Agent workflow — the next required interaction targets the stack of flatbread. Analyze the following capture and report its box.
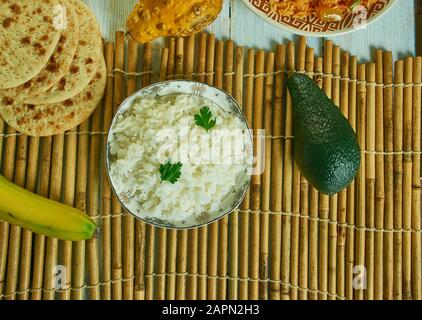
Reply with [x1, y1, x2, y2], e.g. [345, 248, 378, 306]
[0, 0, 106, 137]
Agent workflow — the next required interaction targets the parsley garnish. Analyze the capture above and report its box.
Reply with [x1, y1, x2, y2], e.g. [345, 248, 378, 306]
[194, 106, 217, 131]
[159, 161, 182, 184]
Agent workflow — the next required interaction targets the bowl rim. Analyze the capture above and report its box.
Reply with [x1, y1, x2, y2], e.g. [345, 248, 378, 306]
[240, 0, 397, 37]
[105, 79, 253, 230]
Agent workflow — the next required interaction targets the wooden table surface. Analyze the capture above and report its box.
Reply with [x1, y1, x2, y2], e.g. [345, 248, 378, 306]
[83, 0, 416, 61]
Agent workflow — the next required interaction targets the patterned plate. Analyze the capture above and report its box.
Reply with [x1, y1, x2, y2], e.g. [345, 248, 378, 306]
[241, 0, 396, 37]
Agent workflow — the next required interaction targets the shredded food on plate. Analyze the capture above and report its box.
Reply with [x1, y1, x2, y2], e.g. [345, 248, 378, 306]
[267, 0, 380, 21]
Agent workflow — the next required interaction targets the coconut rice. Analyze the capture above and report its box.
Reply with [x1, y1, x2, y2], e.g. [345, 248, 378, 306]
[108, 93, 252, 225]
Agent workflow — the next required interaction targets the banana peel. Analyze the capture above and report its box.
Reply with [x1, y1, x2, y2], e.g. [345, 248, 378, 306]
[0, 175, 96, 241]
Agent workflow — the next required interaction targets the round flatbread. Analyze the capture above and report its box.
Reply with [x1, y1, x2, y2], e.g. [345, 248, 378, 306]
[0, 0, 62, 89]
[26, 0, 102, 104]
[0, 57, 106, 137]
[0, 0, 80, 99]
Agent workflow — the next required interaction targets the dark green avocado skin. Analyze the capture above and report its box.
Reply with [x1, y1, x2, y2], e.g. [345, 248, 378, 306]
[287, 73, 361, 195]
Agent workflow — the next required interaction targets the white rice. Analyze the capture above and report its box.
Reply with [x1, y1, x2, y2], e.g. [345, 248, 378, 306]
[108, 93, 251, 224]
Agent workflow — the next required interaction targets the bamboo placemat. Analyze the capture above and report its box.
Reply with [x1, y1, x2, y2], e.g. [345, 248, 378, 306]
[0, 32, 421, 300]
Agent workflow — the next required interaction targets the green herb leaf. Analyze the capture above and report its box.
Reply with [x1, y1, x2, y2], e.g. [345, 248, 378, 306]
[159, 161, 183, 184]
[194, 106, 217, 131]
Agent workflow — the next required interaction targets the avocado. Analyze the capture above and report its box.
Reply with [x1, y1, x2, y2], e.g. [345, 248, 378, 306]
[287, 73, 361, 195]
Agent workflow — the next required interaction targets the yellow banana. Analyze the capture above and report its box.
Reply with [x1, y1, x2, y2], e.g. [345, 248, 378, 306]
[0, 174, 96, 241]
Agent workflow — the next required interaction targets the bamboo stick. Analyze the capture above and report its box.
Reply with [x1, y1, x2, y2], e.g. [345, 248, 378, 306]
[318, 40, 332, 301]
[184, 35, 195, 80]
[58, 127, 76, 301]
[122, 39, 138, 301]
[331, 47, 341, 244]
[411, 56, 422, 300]
[166, 38, 178, 300]
[290, 37, 305, 301]
[42, 134, 64, 300]
[365, 63, 376, 300]
[175, 37, 184, 79]
[101, 42, 115, 300]
[197, 34, 215, 300]
[228, 44, 244, 301]
[298, 47, 313, 300]
[281, 42, 294, 300]
[31, 136, 52, 300]
[216, 212, 228, 299]
[185, 35, 203, 301]
[374, 50, 385, 300]
[17, 137, 40, 300]
[166, 224, 177, 299]
[86, 55, 106, 301]
[214, 40, 224, 89]
[290, 156, 301, 300]
[169, 37, 187, 300]
[354, 64, 367, 300]
[47, 137, 65, 300]
[197, 222, 207, 299]
[167, 38, 176, 80]
[309, 56, 323, 300]
[269, 44, 285, 301]
[155, 47, 169, 301]
[196, 33, 207, 84]
[4, 133, 27, 300]
[205, 34, 216, 86]
[155, 223, 167, 301]
[207, 39, 224, 300]
[144, 41, 157, 302]
[135, 42, 153, 300]
[259, 51, 274, 300]
[393, 60, 403, 300]
[227, 219, 239, 301]
[249, 49, 265, 300]
[175, 37, 188, 301]
[160, 48, 170, 82]
[217, 39, 234, 300]
[354, 63, 367, 300]
[383, 51, 394, 300]
[337, 51, 350, 299]
[175, 225, 187, 301]
[121, 39, 137, 300]
[13, 136, 26, 180]
[328, 45, 340, 300]
[206, 39, 224, 300]
[111, 31, 125, 300]
[186, 214, 198, 296]
[239, 48, 254, 300]
[345, 56, 358, 300]
[402, 57, 413, 300]
[166, 220, 178, 300]
[0, 126, 16, 299]
[183, 34, 196, 299]
[72, 120, 89, 300]
[331, 46, 341, 106]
